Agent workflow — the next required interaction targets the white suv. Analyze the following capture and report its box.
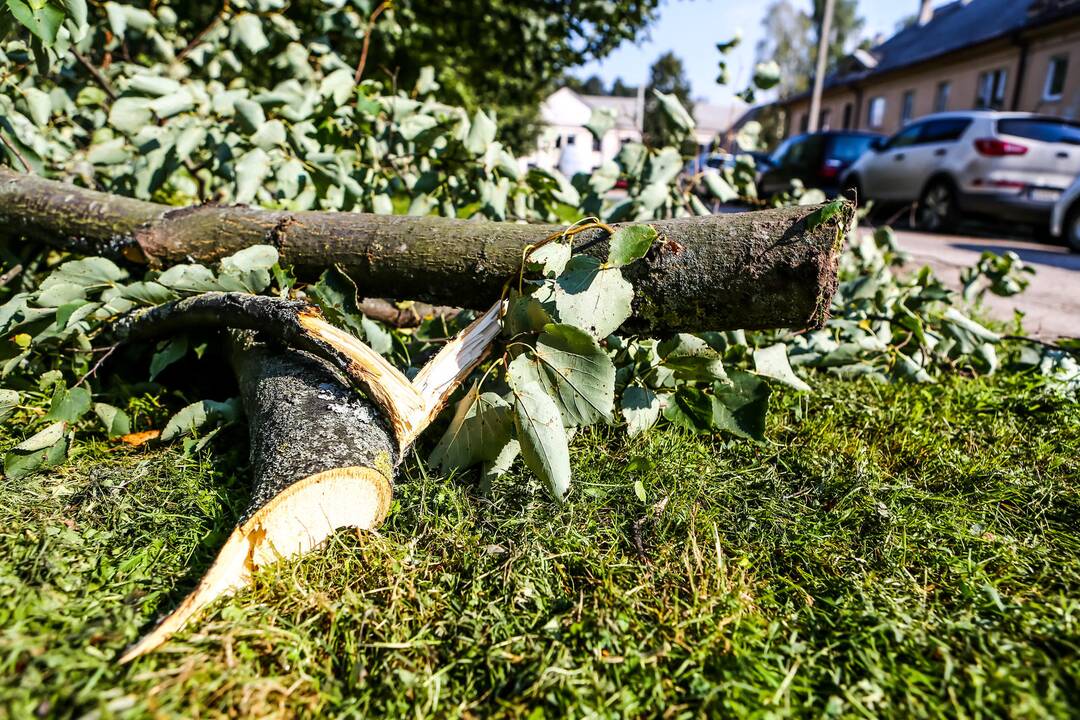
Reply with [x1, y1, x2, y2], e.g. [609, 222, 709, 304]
[842, 112, 1080, 232]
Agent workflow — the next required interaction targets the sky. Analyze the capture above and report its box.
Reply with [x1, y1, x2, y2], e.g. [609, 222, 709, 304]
[575, 0, 918, 106]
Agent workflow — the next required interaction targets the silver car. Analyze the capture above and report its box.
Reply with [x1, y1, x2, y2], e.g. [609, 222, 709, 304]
[1050, 174, 1080, 252]
[843, 112, 1080, 232]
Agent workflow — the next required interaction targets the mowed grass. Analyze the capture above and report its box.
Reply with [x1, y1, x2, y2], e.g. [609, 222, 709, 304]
[0, 373, 1078, 718]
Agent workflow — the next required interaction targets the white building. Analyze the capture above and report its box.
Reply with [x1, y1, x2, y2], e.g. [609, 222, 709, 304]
[521, 87, 747, 175]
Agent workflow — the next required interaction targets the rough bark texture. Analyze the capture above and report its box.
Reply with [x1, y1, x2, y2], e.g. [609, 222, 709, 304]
[0, 166, 848, 332]
[119, 335, 397, 662]
[228, 334, 397, 523]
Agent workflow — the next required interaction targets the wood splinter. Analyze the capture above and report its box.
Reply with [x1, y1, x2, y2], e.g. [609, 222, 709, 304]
[115, 294, 502, 661]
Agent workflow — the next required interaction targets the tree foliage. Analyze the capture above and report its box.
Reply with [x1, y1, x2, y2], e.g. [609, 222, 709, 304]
[0, 1, 1076, 502]
[755, 0, 864, 97]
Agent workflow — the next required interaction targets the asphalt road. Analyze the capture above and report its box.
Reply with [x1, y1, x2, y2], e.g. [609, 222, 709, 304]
[878, 228, 1079, 339]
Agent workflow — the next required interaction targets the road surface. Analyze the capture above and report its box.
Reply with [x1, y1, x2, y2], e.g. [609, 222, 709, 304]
[867, 228, 1079, 340]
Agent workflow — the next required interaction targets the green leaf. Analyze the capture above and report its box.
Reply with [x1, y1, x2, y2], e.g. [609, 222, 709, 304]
[533, 323, 616, 426]
[652, 90, 695, 132]
[160, 398, 240, 442]
[234, 148, 270, 204]
[753, 60, 781, 90]
[35, 282, 86, 308]
[503, 291, 552, 338]
[233, 13, 269, 53]
[711, 370, 771, 441]
[662, 386, 714, 432]
[4, 421, 67, 480]
[7, 0, 63, 43]
[44, 385, 91, 423]
[753, 343, 811, 392]
[428, 387, 514, 473]
[233, 97, 265, 134]
[23, 87, 50, 126]
[45, 257, 127, 287]
[585, 107, 616, 141]
[620, 386, 660, 438]
[465, 109, 496, 155]
[0, 388, 19, 423]
[525, 242, 571, 277]
[545, 255, 633, 339]
[156, 264, 222, 293]
[93, 402, 130, 437]
[122, 281, 177, 305]
[703, 171, 738, 202]
[149, 336, 188, 380]
[108, 97, 153, 134]
[606, 224, 657, 267]
[659, 334, 726, 382]
[508, 358, 571, 501]
[806, 199, 845, 231]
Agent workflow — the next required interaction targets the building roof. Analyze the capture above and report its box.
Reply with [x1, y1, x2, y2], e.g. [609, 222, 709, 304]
[787, 0, 1077, 100]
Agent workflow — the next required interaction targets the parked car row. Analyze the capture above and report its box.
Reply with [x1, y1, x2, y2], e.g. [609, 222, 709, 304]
[756, 111, 1080, 251]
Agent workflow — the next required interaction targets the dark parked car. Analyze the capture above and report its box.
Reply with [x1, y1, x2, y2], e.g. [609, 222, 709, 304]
[757, 131, 883, 199]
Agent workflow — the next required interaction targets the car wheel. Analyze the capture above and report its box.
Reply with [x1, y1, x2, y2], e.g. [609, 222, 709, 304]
[1066, 204, 1080, 253]
[916, 180, 957, 232]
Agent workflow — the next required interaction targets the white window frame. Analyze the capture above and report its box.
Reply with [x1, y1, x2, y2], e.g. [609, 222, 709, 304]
[868, 96, 886, 129]
[900, 90, 916, 125]
[1043, 55, 1068, 101]
[976, 68, 1007, 110]
[934, 81, 951, 113]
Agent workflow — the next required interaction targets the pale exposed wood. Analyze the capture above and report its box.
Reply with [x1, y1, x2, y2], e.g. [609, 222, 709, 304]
[119, 465, 392, 662]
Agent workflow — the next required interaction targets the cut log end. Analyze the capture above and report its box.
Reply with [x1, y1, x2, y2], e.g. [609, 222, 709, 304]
[118, 464, 392, 663]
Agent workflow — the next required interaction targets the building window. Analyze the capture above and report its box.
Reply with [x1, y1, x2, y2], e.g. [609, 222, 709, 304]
[592, 135, 602, 152]
[868, 97, 886, 129]
[900, 90, 916, 125]
[842, 103, 853, 130]
[819, 108, 832, 131]
[934, 81, 951, 113]
[1044, 55, 1069, 100]
[975, 68, 1007, 110]
[799, 113, 809, 132]
[566, 134, 576, 146]
[555, 135, 562, 149]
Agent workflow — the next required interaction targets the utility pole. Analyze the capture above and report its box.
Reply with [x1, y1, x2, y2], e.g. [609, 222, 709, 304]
[807, 0, 835, 132]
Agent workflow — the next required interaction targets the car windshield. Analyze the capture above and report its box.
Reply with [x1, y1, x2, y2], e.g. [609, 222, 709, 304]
[998, 118, 1080, 145]
[826, 135, 876, 163]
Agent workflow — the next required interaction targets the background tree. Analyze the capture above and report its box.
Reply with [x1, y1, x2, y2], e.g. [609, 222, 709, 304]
[755, 0, 864, 97]
[344, 0, 663, 150]
[644, 51, 694, 146]
[564, 75, 608, 95]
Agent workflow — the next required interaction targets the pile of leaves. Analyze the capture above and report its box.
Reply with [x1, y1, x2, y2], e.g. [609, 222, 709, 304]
[1, 1, 1076, 501]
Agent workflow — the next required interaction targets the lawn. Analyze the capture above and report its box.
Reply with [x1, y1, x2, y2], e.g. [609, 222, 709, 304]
[1, 372, 1078, 718]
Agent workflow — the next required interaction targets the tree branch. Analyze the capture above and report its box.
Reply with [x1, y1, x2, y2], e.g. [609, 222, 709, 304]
[0, 167, 848, 334]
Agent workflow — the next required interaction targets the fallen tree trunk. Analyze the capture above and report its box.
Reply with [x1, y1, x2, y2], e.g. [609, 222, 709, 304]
[119, 333, 398, 662]
[0, 166, 848, 332]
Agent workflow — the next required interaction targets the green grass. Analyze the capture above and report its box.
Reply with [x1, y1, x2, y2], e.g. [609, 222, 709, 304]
[1, 373, 1078, 718]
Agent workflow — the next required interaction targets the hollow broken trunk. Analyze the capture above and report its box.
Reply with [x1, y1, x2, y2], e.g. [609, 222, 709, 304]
[120, 334, 397, 662]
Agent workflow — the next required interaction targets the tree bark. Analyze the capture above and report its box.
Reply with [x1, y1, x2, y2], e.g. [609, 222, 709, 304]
[0, 166, 848, 332]
[120, 334, 397, 662]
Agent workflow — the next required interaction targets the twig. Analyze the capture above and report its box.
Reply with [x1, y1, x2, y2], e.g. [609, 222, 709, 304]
[0, 263, 23, 288]
[73, 345, 117, 388]
[1002, 334, 1079, 355]
[353, 1, 392, 84]
[0, 132, 31, 172]
[176, 1, 230, 64]
[71, 49, 118, 101]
